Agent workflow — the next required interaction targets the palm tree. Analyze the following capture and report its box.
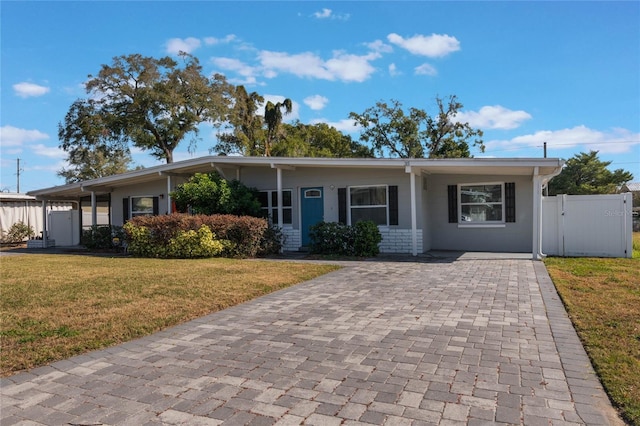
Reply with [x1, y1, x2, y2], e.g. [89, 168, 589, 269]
[264, 99, 292, 156]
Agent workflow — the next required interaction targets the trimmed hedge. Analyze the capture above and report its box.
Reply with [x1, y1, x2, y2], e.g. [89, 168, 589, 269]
[123, 213, 275, 258]
[309, 220, 382, 257]
[81, 225, 125, 250]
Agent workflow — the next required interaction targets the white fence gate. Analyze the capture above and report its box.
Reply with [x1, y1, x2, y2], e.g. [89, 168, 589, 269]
[542, 194, 633, 258]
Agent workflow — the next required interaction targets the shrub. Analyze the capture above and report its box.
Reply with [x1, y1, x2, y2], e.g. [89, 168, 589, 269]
[123, 213, 270, 258]
[258, 224, 285, 256]
[1, 222, 35, 243]
[171, 172, 262, 217]
[352, 220, 383, 257]
[309, 220, 382, 257]
[81, 225, 125, 250]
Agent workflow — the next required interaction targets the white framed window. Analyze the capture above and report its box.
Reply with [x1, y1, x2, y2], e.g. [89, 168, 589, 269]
[349, 185, 388, 226]
[459, 183, 504, 223]
[130, 196, 155, 217]
[258, 189, 292, 225]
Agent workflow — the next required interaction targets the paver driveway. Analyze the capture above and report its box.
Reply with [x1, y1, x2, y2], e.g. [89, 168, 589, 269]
[1, 256, 621, 425]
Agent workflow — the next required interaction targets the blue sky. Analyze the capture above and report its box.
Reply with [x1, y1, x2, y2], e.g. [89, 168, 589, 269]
[1, 1, 639, 193]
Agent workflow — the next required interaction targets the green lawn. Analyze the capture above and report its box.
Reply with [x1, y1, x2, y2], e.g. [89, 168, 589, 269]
[0, 255, 339, 376]
[545, 232, 640, 425]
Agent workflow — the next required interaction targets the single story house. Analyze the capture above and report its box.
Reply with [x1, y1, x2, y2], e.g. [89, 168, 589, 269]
[27, 156, 564, 259]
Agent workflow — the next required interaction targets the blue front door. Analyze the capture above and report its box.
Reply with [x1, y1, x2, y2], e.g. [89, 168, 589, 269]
[301, 187, 323, 246]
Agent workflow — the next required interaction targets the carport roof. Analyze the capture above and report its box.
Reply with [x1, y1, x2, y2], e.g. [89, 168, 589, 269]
[27, 156, 564, 200]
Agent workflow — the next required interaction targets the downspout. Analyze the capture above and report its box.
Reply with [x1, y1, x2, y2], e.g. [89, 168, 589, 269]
[534, 162, 564, 260]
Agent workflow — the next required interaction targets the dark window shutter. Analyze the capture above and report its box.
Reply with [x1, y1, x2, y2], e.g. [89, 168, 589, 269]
[447, 185, 458, 223]
[389, 185, 398, 226]
[152, 197, 159, 215]
[123, 198, 130, 222]
[505, 182, 516, 222]
[338, 188, 347, 224]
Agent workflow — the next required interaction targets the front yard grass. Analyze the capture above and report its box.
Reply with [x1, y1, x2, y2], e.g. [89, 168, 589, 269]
[0, 254, 339, 377]
[544, 232, 640, 425]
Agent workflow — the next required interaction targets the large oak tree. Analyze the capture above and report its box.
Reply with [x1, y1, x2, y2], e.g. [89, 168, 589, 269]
[60, 53, 231, 169]
[349, 95, 484, 158]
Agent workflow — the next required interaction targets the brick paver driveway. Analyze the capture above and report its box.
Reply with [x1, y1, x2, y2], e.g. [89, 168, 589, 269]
[1, 256, 622, 425]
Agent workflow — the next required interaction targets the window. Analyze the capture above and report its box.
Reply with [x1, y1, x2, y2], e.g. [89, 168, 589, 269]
[131, 196, 155, 218]
[459, 183, 503, 222]
[258, 189, 292, 225]
[349, 185, 388, 226]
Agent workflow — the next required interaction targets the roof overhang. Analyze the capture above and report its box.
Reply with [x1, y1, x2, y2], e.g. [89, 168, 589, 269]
[27, 156, 564, 200]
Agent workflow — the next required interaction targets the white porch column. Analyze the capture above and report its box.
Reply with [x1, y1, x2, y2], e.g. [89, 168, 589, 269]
[166, 175, 172, 214]
[91, 191, 97, 226]
[405, 164, 418, 256]
[41, 199, 48, 248]
[276, 167, 283, 229]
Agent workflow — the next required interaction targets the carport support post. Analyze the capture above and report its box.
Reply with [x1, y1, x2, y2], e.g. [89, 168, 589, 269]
[276, 167, 283, 229]
[166, 175, 172, 214]
[91, 191, 97, 227]
[408, 168, 418, 256]
[41, 199, 48, 248]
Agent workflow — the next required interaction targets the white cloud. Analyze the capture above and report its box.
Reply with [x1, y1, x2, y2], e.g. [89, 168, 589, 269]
[455, 105, 532, 130]
[30, 144, 66, 159]
[389, 63, 400, 77]
[366, 40, 393, 54]
[0, 125, 49, 147]
[487, 126, 640, 155]
[259, 50, 379, 83]
[415, 63, 437, 76]
[204, 34, 236, 45]
[304, 95, 329, 111]
[166, 37, 201, 54]
[387, 33, 460, 58]
[310, 118, 360, 134]
[314, 8, 332, 18]
[13, 82, 50, 98]
[313, 8, 350, 20]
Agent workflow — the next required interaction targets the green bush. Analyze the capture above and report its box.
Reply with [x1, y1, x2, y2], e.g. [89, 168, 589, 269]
[353, 220, 383, 257]
[258, 224, 285, 256]
[81, 225, 125, 249]
[171, 172, 263, 217]
[123, 213, 272, 258]
[1, 221, 35, 243]
[309, 220, 381, 257]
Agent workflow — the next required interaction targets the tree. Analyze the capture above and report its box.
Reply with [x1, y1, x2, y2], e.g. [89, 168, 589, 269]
[548, 150, 633, 195]
[62, 53, 231, 164]
[349, 95, 484, 158]
[264, 98, 292, 156]
[58, 99, 133, 183]
[170, 172, 262, 216]
[214, 86, 265, 156]
[273, 121, 374, 158]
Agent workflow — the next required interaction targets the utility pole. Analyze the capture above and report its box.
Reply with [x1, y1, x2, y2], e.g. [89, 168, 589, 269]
[543, 142, 547, 158]
[16, 158, 21, 193]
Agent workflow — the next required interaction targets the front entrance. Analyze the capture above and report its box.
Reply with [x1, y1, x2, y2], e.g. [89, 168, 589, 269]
[300, 187, 324, 247]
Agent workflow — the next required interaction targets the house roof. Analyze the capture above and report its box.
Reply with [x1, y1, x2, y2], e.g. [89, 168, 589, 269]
[27, 156, 564, 200]
[621, 182, 640, 192]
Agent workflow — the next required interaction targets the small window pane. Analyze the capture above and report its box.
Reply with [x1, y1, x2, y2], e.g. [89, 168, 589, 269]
[460, 185, 502, 203]
[351, 207, 387, 225]
[304, 189, 321, 198]
[350, 187, 386, 206]
[283, 190, 292, 207]
[461, 205, 502, 222]
[257, 192, 268, 207]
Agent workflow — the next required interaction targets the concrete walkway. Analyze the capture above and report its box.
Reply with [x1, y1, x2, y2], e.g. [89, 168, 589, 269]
[1, 256, 622, 425]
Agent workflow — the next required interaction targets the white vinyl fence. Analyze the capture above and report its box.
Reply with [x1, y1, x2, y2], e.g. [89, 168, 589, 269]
[542, 194, 633, 258]
[0, 195, 73, 240]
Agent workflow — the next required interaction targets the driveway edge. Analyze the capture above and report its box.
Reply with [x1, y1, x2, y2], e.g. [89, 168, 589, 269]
[533, 261, 625, 426]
